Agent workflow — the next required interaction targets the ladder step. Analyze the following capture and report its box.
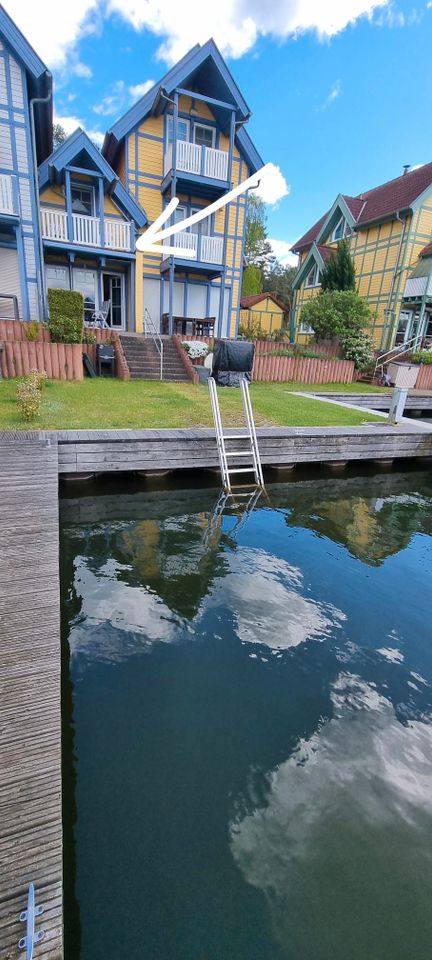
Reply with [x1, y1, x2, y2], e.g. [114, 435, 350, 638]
[228, 467, 256, 474]
[225, 451, 253, 457]
[223, 434, 250, 440]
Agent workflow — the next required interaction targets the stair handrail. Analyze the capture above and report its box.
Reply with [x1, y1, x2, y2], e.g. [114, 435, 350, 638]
[374, 334, 423, 377]
[144, 307, 163, 380]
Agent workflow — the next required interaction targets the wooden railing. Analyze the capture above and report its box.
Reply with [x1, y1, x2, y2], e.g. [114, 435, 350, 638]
[40, 208, 132, 251]
[0, 174, 15, 215]
[172, 230, 223, 264]
[164, 139, 229, 181]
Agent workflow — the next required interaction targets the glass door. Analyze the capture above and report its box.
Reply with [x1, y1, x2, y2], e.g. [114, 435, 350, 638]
[103, 273, 125, 329]
[73, 269, 97, 325]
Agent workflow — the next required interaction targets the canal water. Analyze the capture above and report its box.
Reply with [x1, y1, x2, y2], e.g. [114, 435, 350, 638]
[60, 467, 432, 960]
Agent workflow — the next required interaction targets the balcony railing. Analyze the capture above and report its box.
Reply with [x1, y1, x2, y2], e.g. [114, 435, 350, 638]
[164, 139, 229, 182]
[173, 230, 223, 264]
[403, 276, 432, 299]
[0, 174, 16, 216]
[40, 208, 132, 251]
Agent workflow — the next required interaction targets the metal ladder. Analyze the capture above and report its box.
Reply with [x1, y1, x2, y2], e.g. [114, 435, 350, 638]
[208, 376, 264, 492]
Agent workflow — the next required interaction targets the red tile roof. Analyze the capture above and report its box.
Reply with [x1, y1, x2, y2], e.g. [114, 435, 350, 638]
[240, 292, 288, 311]
[316, 244, 335, 263]
[292, 163, 432, 252]
[419, 243, 432, 258]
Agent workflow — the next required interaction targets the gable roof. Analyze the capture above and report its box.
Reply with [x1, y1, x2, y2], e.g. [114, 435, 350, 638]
[39, 128, 147, 228]
[292, 163, 432, 252]
[0, 5, 52, 160]
[102, 38, 263, 173]
[240, 292, 288, 311]
[292, 242, 335, 290]
[419, 243, 432, 258]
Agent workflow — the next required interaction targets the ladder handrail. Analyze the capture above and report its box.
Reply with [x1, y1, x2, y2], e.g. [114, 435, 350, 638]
[144, 307, 163, 380]
[18, 883, 44, 959]
[374, 334, 423, 375]
[208, 376, 264, 492]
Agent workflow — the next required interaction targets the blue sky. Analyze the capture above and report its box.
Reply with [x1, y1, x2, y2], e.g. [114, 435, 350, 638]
[8, 0, 432, 263]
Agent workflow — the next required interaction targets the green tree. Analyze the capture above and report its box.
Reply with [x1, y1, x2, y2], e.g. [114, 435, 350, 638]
[263, 262, 296, 311]
[244, 194, 267, 266]
[320, 239, 356, 291]
[300, 289, 370, 340]
[242, 264, 262, 297]
[52, 123, 67, 149]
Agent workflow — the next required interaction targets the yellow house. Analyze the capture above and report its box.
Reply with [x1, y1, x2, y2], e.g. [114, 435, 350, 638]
[239, 293, 287, 336]
[102, 39, 263, 337]
[291, 163, 432, 351]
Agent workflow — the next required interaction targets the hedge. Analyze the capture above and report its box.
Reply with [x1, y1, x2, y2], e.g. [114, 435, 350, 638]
[47, 288, 84, 343]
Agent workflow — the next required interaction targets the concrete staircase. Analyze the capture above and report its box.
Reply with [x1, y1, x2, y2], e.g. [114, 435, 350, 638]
[120, 334, 191, 382]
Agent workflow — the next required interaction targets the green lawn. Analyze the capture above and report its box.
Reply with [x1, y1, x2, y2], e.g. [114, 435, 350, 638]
[0, 378, 384, 431]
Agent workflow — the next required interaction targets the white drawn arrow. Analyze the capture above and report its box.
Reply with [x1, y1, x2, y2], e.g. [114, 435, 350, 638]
[136, 163, 270, 257]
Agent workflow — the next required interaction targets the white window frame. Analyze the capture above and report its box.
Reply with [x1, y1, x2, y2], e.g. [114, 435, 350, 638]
[331, 215, 350, 242]
[305, 264, 320, 288]
[70, 184, 95, 217]
[190, 205, 211, 236]
[166, 115, 190, 144]
[193, 123, 215, 149]
[299, 319, 314, 334]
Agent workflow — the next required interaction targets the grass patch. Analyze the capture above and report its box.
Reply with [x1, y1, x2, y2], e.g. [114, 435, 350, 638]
[0, 378, 384, 431]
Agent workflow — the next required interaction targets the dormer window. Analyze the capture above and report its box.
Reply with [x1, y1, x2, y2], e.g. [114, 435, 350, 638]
[305, 264, 320, 288]
[332, 215, 350, 242]
[71, 185, 94, 217]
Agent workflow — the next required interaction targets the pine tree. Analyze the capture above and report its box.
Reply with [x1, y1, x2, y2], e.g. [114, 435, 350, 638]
[320, 239, 356, 291]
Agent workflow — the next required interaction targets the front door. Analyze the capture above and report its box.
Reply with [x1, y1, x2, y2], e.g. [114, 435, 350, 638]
[103, 273, 125, 329]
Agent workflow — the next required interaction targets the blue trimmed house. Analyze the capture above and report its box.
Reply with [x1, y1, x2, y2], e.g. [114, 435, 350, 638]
[39, 129, 147, 329]
[0, 9, 263, 338]
[0, 4, 51, 321]
[103, 39, 263, 336]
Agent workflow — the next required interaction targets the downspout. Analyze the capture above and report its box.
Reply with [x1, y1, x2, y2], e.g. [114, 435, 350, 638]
[30, 85, 52, 321]
[382, 210, 407, 350]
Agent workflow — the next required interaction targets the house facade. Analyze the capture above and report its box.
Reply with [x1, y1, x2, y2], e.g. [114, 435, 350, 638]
[291, 165, 432, 351]
[0, 9, 262, 337]
[102, 40, 262, 337]
[0, 5, 52, 322]
[239, 293, 287, 336]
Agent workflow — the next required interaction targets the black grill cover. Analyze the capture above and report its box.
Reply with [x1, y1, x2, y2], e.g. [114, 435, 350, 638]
[212, 339, 254, 387]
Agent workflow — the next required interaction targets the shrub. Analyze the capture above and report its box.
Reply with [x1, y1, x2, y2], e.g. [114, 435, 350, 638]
[16, 381, 42, 421]
[411, 350, 432, 365]
[300, 290, 371, 342]
[181, 340, 209, 360]
[23, 320, 41, 342]
[82, 331, 97, 345]
[47, 288, 84, 343]
[340, 330, 374, 371]
[27, 368, 48, 391]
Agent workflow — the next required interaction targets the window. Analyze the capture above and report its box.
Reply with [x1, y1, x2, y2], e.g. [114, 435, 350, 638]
[299, 319, 314, 334]
[332, 215, 350, 242]
[305, 264, 320, 288]
[71, 186, 94, 217]
[45, 265, 69, 290]
[167, 115, 189, 144]
[191, 205, 210, 236]
[193, 123, 215, 149]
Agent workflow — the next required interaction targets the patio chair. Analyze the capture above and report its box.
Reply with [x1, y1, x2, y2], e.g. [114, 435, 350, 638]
[89, 300, 111, 328]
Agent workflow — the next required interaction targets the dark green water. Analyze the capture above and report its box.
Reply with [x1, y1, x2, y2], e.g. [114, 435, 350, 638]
[60, 467, 432, 960]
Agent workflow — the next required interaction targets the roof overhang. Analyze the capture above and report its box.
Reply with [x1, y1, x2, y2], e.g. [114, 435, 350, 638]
[315, 194, 358, 246]
[293, 243, 327, 290]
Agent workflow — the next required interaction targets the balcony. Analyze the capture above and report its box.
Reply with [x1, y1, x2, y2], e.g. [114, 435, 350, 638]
[40, 208, 133, 252]
[403, 276, 432, 300]
[163, 140, 229, 194]
[172, 230, 223, 264]
[0, 174, 17, 217]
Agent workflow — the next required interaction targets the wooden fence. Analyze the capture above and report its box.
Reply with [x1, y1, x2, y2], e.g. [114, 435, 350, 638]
[0, 322, 129, 381]
[415, 365, 432, 390]
[178, 335, 354, 384]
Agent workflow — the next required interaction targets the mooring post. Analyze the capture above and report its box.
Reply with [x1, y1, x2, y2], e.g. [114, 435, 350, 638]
[388, 387, 408, 425]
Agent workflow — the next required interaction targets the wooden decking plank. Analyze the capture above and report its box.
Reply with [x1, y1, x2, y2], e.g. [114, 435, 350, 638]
[0, 437, 63, 959]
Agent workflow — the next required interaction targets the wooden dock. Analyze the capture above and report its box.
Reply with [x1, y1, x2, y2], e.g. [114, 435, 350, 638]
[57, 423, 432, 475]
[0, 435, 63, 959]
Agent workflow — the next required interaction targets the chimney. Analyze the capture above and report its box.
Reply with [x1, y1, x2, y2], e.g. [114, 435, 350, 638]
[403, 164, 411, 175]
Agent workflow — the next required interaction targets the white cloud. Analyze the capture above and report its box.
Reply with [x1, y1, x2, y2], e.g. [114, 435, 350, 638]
[70, 61, 93, 78]
[319, 78, 342, 110]
[54, 113, 104, 146]
[129, 80, 155, 100]
[268, 238, 298, 267]
[4, 0, 391, 70]
[251, 163, 290, 206]
[93, 80, 128, 116]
